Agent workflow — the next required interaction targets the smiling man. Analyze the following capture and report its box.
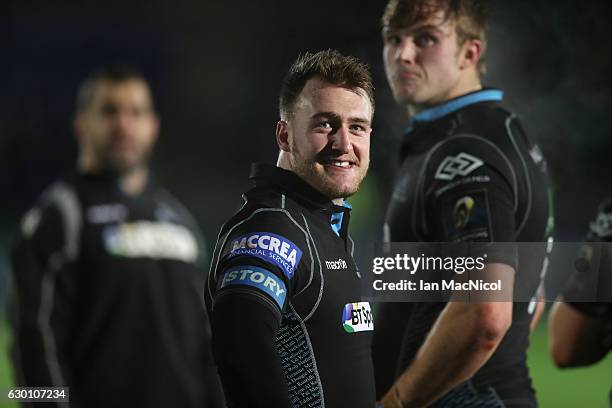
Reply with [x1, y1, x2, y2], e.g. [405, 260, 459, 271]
[376, 1, 554, 407]
[207, 50, 376, 407]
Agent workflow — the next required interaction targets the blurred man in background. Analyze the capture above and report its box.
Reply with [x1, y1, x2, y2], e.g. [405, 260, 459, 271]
[9, 66, 224, 407]
[207, 50, 376, 407]
[549, 200, 612, 407]
[376, 0, 554, 406]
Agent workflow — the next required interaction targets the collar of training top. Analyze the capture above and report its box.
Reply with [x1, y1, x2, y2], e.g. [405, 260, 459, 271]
[76, 168, 156, 198]
[406, 88, 504, 133]
[249, 163, 350, 213]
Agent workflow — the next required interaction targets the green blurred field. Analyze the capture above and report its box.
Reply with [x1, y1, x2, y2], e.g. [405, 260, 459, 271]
[0, 313, 610, 407]
[528, 311, 612, 407]
[0, 319, 16, 408]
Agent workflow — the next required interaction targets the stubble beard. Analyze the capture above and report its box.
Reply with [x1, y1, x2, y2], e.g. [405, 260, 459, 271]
[96, 142, 152, 176]
[290, 142, 365, 200]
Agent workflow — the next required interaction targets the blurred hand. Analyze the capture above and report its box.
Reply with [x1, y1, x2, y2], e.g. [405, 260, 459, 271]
[379, 385, 405, 408]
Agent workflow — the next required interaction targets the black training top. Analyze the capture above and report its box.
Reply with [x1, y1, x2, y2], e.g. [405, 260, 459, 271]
[10, 171, 224, 408]
[207, 163, 375, 408]
[383, 89, 554, 407]
[565, 199, 612, 317]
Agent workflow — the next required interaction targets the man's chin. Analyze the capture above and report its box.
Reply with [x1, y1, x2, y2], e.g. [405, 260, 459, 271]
[394, 93, 418, 106]
[391, 86, 422, 106]
[106, 158, 144, 175]
[108, 150, 150, 170]
[315, 179, 360, 201]
[293, 163, 363, 200]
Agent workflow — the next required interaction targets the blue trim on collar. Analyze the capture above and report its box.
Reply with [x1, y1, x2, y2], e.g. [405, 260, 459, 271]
[406, 89, 503, 133]
[331, 200, 351, 236]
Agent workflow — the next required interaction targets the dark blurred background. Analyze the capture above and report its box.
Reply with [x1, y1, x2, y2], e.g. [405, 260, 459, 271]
[2, 0, 612, 299]
[1, 0, 612, 405]
[4, 0, 612, 292]
[2, 0, 612, 302]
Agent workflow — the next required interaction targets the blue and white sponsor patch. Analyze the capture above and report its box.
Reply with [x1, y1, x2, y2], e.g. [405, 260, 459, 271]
[226, 232, 302, 279]
[218, 265, 287, 309]
[342, 302, 374, 333]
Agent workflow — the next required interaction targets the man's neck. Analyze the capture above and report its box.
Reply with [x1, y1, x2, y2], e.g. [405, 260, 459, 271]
[78, 158, 149, 196]
[409, 78, 482, 116]
[118, 166, 148, 196]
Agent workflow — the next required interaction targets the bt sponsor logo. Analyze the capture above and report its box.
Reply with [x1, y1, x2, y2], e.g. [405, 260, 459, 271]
[342, 302, 374, 333]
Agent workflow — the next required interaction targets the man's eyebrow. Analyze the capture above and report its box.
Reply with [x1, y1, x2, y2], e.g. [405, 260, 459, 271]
[311, 112, 341, 122]
[311, 112, 371, 126]
[383, 23, 445, 36]
[412, 24, 445, 34]
[350, 117, 371, 126]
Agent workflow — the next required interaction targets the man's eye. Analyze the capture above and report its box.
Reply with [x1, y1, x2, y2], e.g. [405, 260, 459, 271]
[414, 33, 436, 47]
[350, 124, 365, 132]
[385, 34, 401, 45]
[317, 121, 332, 129]
[129, 107, 148, 117]
[101, 105, 118, 116]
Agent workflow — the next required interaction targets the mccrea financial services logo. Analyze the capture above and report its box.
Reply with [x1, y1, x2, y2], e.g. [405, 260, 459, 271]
[227, 232, 302, 279]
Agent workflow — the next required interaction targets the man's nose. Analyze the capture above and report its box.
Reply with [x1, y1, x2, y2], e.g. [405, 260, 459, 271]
[330, 126, 351, 154]
[397, 38, 416, 64]
[113, 111, 133, 133]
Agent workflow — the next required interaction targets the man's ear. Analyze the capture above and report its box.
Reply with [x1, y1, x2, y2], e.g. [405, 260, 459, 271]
[276, 120, 291, 152]
[151, 113, 160, 143]
[460, 39, 482, 70]
[73, 113, 85, 144]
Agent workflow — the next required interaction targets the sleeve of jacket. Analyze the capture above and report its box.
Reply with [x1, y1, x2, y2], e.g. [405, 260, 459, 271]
[565, 200, 612, 318]
[209, 210, 311, 407]
[9, 183, 81, 406]
[422, 135, 518, 267]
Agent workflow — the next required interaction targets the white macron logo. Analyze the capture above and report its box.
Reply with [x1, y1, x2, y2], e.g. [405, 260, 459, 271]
[434, 152, 484, 181]
[326, 259, 348, 270]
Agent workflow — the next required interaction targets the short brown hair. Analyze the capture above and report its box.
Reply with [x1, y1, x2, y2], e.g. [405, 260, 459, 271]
[382, 0, 488, 76]
[279, 49, 375, 120]
[76, 65, 152, 112]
